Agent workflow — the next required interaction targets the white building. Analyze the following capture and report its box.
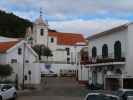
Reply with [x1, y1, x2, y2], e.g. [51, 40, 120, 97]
[79, 23, 133, 90]
[0, 40, 38, 64]
[0, 40, 40, 88]
[26, 15, 86, 64]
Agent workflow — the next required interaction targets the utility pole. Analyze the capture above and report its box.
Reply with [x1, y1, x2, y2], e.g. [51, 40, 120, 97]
[22, 42, 26, 90]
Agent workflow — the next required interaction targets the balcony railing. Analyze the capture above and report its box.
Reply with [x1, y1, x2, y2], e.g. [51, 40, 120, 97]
[80, 57, 125, 65]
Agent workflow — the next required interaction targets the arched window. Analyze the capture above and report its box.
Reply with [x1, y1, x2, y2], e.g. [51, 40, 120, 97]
[92, 47, 97, 57]
[102, 44, 108, 58]
[114, 41, 122, 59]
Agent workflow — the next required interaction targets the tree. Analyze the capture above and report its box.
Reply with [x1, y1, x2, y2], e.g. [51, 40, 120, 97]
[32, 45, 53, 61]
[0, 64, 13, 80]
[32, 45, 42, 60]
[41, 45, 53, 61]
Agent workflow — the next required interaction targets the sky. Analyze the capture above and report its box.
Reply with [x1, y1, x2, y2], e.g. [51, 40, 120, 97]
[0, 0, 133, 37]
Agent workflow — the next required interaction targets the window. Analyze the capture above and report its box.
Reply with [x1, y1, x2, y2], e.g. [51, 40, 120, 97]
[102, 44, 108, 58]
[11, 59, 17, 63]
[67, 58, 70, 64]
[40, 29, 44, 36]
[24, 75, 28, 80]
[92, 47, 97, 57]
[114, 41, 121, 59]
[25, 60, 29, 63]
[2, 85, 12, 90]
[51, 37, 54, 43]
[18, 48, 22, 55]
[66, 48, 70, 55]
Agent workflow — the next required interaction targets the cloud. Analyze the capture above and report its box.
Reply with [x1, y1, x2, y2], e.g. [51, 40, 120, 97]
[5, 0, 133, 18]
[0, 0, 132, 36]
[49, 18, 129, 37]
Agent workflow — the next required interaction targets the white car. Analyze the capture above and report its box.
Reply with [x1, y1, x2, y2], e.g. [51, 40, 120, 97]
[0, 84, 17, 100]
[84, 92, 120, 100]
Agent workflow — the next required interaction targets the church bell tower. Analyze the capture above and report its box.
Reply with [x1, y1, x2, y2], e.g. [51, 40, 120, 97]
[32, 10, 48, 46]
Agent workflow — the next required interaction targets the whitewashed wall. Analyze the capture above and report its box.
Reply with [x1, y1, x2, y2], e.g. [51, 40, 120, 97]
[0, 43, 37, 64]
[0, 54, 6, 64]
[126, 24, 133, 76]
[88, 29, 127, 58]
[40, 63, 78, 76]
[78, 65, 89, 81]
[33, 24, 48, 46]
[9, 63, 41, 85]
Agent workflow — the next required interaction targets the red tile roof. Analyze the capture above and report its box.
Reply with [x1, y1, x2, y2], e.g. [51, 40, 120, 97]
[0, 41, 18, 53]
[48, 31, 86, 45]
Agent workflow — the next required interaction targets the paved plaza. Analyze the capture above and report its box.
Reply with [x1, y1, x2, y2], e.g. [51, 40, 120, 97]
[17, 77, 88, 100]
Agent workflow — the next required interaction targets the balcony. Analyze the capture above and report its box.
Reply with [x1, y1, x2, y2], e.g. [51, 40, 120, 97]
[80, 56, 126, 66]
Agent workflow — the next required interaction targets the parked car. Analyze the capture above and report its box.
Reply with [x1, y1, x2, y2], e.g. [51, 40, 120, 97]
[60, 70, 75, 77]
[41, 70, 57, 77]
[116, 89, 133, 100]
[84, 93, 120, 100]
[0, 84, 17, 100]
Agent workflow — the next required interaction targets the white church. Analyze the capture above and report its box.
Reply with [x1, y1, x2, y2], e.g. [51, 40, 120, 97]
[26, 15, 86, 64]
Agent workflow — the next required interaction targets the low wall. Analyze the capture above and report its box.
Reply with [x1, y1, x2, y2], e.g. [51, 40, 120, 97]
[78, 65, 89, 84]
[40, 63, 77, 76]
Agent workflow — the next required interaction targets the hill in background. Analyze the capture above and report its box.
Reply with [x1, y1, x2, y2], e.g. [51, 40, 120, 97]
[0, 10, 33, 38]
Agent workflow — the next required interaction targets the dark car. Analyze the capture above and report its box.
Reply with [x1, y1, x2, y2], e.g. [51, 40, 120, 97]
[86, 83, 104, 90]
[116, 89, 133, 100]
[84, 93, 120, 100]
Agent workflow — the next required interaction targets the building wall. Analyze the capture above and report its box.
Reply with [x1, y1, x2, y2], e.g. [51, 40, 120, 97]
[47, 43, 84, 63]
[0, 44, 37, 64]
[88, 30, 127, 59]
[48, 36, 57, 50]
[126, 24, 133, 76]
[87, 25, 133, 77]
[9, 63, 41, 85]
[0, 54, 7, 64]
[78, 65, 89, 82]
[84, 28, 129, 85]
[33, 25, 48, 46]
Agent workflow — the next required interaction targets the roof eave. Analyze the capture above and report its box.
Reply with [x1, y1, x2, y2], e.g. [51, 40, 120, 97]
[87, 24, 128, 40]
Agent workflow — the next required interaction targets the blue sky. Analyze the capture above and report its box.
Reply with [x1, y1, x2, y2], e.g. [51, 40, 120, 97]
[0, 0, 133, 36]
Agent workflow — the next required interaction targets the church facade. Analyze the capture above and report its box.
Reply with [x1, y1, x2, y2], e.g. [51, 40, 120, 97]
[26, 15, 86, 64]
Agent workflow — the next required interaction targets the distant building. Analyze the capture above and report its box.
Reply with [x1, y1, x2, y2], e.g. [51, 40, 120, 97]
[80, 23, 133, 90]
[26, 15, 86, 64]
[0, 40, 38, 64]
